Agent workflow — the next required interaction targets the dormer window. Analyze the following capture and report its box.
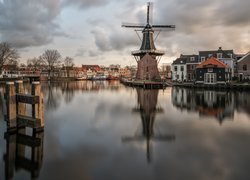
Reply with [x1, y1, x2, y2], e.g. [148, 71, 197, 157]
[217, 53, 222, 59]
[190, 57, 195, 61]
[228, 53, 233, 58]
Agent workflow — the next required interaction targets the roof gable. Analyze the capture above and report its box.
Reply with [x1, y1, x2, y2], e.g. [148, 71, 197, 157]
[196, 57, 228, 68]
[238, 51, 250, 63]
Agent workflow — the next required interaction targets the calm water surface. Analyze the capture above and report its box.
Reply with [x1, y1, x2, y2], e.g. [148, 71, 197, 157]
[1, 81, 250, 180]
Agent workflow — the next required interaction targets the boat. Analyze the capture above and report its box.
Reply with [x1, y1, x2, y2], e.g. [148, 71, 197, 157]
[75, 76, 87, 80]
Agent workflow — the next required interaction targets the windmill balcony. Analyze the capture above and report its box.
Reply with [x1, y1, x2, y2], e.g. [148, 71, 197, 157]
[131, 49, 165, 56]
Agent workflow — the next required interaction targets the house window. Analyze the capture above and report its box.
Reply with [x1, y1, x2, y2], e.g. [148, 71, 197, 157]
[205, 73, 216, 84]
[217, 53, 222, 59]
[228, 53, 232, 58]
[174, 66, 177, 71]
[181, 66, 184, 71]
[190, 57, 195, 61]
[208, 68, 213, 72]
[243, 65, 247, 71]
[201, 57, 205, 61]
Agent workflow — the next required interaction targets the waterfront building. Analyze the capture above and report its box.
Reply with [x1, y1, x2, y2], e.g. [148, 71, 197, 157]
[171, 54, 199, 82]
[171, 56, 187, 82]
[236, 51, 250, 81]
[199, 47, 236, 79]
[195, 57, 229, 84]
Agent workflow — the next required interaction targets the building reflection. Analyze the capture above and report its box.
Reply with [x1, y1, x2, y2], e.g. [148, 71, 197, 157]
[235, 91, 250, 115]
[122, 88, 175, 163]
[171, 87, 234, 124]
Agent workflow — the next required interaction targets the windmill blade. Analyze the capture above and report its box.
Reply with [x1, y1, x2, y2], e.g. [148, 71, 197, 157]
[121, 136, 145, 142]
[121, 22, 145, 28]
[152, 135, 175, 141]
[152, 25, 176, 28]
[149, 2, 153, 25]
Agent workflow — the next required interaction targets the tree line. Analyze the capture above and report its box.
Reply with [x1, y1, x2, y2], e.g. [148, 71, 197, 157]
[0, 42, 74, 78]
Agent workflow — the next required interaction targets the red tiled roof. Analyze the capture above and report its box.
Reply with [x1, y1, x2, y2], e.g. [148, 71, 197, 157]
[196, 57, 228, 68]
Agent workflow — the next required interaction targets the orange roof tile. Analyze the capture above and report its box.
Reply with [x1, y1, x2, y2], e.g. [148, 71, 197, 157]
[196, 57, 228, 68]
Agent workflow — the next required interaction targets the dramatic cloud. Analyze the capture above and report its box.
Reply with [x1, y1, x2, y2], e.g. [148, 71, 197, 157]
[62, 0, 110, 9]
[0, 0, 62, 48]
[0, 0, 249, 65]
[154, 0, 250, 56]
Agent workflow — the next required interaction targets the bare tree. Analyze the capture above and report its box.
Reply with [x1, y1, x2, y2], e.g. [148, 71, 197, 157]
[64, 56, 74, 77]
[41, 49, 61, 79]
[0, 42, 19, 74]
[27, 56, 45, 70]
[64, 56, 74, 67]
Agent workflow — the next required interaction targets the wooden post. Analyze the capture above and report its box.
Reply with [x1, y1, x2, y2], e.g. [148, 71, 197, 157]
[32, 82, 44, 128]
[15, 80, 26, 116]
[6, 82, 16, 130]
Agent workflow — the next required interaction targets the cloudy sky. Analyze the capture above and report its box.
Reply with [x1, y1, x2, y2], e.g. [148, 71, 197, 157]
[0, 0, 250, 66]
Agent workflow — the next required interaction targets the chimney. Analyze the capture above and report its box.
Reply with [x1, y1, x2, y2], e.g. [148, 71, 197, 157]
[219, 47, 222, 50]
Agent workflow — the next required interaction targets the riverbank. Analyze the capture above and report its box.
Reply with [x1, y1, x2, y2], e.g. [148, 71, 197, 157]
[173, 82, 250, 90]
[120, 78, 170, 89]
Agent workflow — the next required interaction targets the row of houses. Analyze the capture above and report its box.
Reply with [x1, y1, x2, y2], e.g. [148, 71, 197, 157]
[1, 64, 137, 80]
[171, 47, 250, 84]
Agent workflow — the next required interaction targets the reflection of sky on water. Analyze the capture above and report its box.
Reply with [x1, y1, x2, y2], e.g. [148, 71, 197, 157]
[1, 82, 250, 179]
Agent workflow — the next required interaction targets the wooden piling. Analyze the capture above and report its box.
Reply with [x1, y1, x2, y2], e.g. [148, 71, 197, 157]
[15, 80, 26, 116]
[6, 82, 16, 130]
[32, 82, 44, 128]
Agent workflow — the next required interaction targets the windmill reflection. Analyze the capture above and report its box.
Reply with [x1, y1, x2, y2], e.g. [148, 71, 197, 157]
[122, 88, 175, 163]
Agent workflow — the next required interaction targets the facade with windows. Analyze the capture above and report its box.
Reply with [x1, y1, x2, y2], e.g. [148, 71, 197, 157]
[237, 51, 250, 81]
[171, 54, 199, 82]
[199, 47, 236, 79]
[171, 57, 187, 82]
[195, 57, 228, 84]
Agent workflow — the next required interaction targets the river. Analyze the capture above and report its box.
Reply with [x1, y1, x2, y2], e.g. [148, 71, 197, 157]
[0, 81, 250, 180]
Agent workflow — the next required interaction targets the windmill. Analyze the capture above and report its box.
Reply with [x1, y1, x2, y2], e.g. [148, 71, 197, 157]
[122, 2, 175, 81]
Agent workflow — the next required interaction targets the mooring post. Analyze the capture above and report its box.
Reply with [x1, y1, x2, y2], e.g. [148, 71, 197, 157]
[15, 80, 26, 116]
[6, 82, 16, 130]
[32, 82, 44, 128]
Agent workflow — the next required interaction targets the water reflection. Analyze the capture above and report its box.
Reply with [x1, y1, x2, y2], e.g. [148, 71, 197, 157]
[1, 82, 250, 179]
[172, 87, 235, 124]
[4, 130, 44, 180]
[41, 81, 121, 111]
[122, 88, 175, 162]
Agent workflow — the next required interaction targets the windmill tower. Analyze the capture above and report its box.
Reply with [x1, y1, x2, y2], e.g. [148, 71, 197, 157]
[122, 2, 175, 81]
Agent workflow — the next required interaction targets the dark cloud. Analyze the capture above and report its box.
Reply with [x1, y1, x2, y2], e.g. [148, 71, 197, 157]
[152, 0, 250, 56]
[0, 0, 62, 48]
[62, 0, 109, 9]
